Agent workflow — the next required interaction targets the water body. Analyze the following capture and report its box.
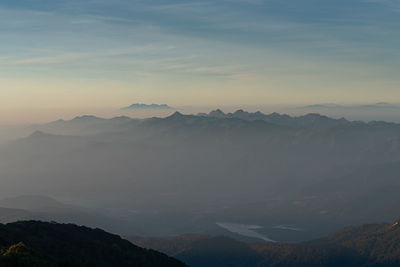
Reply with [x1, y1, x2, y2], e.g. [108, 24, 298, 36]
[216, 222, 276, 242]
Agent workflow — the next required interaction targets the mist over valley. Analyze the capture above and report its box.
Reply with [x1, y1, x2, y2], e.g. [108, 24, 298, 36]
[1, 109, 400, 243]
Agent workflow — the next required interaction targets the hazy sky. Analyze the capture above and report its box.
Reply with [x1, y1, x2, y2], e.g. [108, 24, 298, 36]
[1, 0, 399, 122]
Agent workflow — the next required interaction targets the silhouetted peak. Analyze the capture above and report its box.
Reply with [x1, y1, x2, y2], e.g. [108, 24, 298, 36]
[122, 103, 172, 110]
[300, 113, 332, 122]
[112, 116, 131, 120]
[303, 113, 323, 118]
[168, 111, 184, 119]
[269, 112, 282, 117]
[233, 109, 246, 115]
[211, 109, 224, 114]
[110, 116, 132, 122]
[209, 109, 226, 117]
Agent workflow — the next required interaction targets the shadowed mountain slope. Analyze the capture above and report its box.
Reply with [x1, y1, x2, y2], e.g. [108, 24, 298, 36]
[128, 219, 400, 267]
[0, 221, 187, 267]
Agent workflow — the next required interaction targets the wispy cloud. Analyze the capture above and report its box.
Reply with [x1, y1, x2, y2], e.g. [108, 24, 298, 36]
[3, 46, 173, 66]
[0, 0, 399, 107]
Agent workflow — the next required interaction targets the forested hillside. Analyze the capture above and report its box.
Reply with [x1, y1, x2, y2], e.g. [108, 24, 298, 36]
[0, 221, 187, 267]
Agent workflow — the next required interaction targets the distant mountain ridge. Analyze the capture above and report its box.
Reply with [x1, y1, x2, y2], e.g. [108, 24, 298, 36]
[32, 109, 400, 137]
[30, 109, 400, 138]
[2, 109, 400, 240]
[199, 109, 351, 128]
[33, 115, 139, 136]
[122, 103, 172, 110]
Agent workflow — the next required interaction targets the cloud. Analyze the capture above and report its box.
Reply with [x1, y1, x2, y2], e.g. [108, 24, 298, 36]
[3, 46, 170, 66]
[0, 0, 399, 107]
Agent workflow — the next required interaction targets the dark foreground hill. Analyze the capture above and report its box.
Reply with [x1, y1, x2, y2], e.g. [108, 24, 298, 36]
[129, 219, 400, 267]
[0, 221, 187, 267]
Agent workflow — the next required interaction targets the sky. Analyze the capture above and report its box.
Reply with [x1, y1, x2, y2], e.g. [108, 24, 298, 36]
[0, 0, 399, 123]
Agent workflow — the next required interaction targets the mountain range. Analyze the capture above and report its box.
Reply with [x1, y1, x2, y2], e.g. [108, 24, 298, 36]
[1, 110, 400, 241]
[122, 103, 173, 110]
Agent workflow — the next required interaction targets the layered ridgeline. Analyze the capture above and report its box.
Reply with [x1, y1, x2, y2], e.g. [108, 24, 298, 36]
[0, 221, 187, 267]
[1, 110, 400, 240]
[128, 219, 400, 267]
[122, 103, 173, 110]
